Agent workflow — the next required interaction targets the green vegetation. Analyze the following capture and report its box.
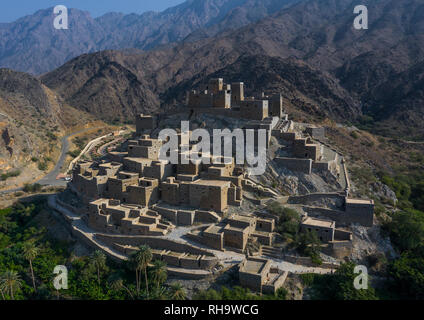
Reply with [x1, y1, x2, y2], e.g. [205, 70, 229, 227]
[350, 131, 359, 139]
[293, 231, 322, 263]
[67, 136, 89, 159]
[375, 161, 424, 299]
[379, 171, 424, 212]
[193, 285, 287, 300]
[354, 115, 375, 132]
[0, 170, 21, 181]
[46, 131, 58, 141]
[300, 262, 378, 300]
[22, 183, 42, 193]
[38, 162, 48, 171]
[72, 137, 88, 150]
[266, 202, 301, 241]
[67, 150, 80, 158]
[266, 202, 321, 261]
[0, 200, 183, 300]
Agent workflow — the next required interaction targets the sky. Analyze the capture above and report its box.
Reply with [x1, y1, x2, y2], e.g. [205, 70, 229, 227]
[0, 0, 186, 23]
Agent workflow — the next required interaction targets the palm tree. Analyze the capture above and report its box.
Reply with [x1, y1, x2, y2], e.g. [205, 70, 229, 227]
[90, 250, 107, 286]
[149, 260, 167, 289]
[108, 273, 134, 300]
[22, 241, 39, 292]
[168, 282, 186, 300]
[152, 286, 168, 300]
[128, 252, 140, 295]
[131, 245, 152, 298]
[0, 287, 5, 300]
[0, 271, 23, 300]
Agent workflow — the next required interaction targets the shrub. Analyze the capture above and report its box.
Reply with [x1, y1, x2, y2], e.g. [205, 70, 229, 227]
[267, 202, 301, 240]
[67, 150, 80, 158]
[46, 131, 57, 141]
[23, 183, 42, 193]
[293, 230, 321, 258]
[0, 169, 21, 181]
[38, 162, 48, 171]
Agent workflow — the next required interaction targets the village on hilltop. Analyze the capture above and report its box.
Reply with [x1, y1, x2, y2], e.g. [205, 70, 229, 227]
[50, 78, 375, 294]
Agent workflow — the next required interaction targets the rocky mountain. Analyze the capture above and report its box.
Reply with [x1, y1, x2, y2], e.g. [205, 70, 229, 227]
[162, 54, 361, 121]
[364, 61, 424, 140]
[0, 68, 95, 187]
[39, 0, 424, 141]
[0, 0, 299, 74]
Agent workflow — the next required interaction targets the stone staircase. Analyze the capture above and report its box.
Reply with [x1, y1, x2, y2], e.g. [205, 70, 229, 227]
[274, 118, 291, 131]
[261, 245, 283, 259]
[244, 178, 280, 198]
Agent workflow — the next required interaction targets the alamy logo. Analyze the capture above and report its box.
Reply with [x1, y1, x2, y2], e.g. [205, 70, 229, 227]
[53, 5, 68, 30]
[353, 265, 368, 290]
[353, 5, 368, 30]
[53, 265, 68, 290]
[158, 121, 268, 176]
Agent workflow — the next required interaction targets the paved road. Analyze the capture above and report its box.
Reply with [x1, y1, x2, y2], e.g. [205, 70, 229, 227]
[0, 127, 103, 194]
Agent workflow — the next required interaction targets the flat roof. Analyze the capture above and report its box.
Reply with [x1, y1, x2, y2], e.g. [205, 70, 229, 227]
[243, 259, 267, 274]
[124, 157, 153, 164]
[346, 198, 374, 205]
[229, 215, 254, 223]
[205, 224, 224, 234]
[302, 217, 334, 228]
[224, 224, 249, 232]
[192, 179, 231, 187]
[91, 198, 108, 205]
[118, 171, 139, 177]
[99, 162, 122, 168]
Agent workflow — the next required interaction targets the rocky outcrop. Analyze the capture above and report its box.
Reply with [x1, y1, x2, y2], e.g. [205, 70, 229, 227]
[1, 127, 13, 157]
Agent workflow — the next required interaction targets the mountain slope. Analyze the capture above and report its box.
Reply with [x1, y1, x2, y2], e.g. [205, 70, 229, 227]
[162, 54, 360, 120]
[364, 61, 424, 139]
[0, 68, 95, 188]
[40, 51, 160, 122]
[41, 0, 424, 128]
[0, 0, 299, 74]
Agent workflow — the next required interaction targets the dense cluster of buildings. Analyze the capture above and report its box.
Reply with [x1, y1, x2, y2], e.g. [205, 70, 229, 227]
[188, 78, 284, 120]
[64, 78, 375, 292]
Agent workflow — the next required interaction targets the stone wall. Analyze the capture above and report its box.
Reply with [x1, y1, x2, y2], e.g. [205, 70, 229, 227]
[136, 114, 156, 133]
[95, 234, 215, 257]
[194, 210, 221, 223]
[305, 127, 325, 139]
[274, 157, 312, 174]
[345, 199, 374, 227]
[302, 205, 372, 227]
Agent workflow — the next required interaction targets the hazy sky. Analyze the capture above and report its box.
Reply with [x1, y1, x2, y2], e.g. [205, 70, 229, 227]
[0, 0, 186, 23]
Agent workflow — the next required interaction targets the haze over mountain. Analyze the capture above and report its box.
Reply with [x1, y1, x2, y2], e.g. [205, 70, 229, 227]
[38, 0, 424, 140]
[0, 0, 299, 74]
[0, 0, 422, 172]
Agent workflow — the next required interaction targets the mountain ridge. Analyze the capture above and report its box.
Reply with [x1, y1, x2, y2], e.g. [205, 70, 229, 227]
[0, 0, 300, 74]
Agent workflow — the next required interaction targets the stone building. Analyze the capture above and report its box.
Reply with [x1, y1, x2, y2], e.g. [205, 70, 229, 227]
[128, 135, 162, 159]
[187, 214, 274, 252]
[300, 217, 335, 242]
[300, 216, 353, 258]
[189, 179, 231, 213]
[188, 78, 280, 121]
[87, 199, 173, 236]
[64, 76, 377, 277]
[238, 257, 288, 294]
[293, 137, 323, 161]
[136, 114, 157, 134]
[345, 198, 375, 227]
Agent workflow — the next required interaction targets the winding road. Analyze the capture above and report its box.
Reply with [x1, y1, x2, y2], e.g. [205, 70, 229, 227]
[0, 127, 103, 194]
